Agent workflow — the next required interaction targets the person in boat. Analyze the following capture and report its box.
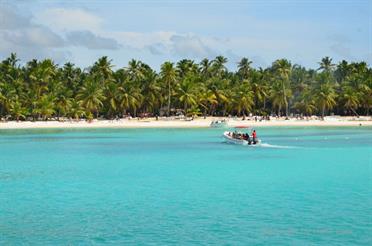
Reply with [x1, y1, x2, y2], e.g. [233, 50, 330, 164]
[252, 130, 257, 144]
[246, 133, 252, 145]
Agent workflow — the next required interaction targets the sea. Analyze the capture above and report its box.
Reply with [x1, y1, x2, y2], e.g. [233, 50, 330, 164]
[0, 127, 371, 245]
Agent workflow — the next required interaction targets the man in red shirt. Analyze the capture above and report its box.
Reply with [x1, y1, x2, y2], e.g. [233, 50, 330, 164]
[252, 130, 257, 144]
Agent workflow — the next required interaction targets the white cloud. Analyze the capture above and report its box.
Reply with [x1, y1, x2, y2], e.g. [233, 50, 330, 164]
[1, 4, 239, 65]
[0, 4, 68, 62]
[38, 8, 103, 32]
[66, 30, 121, 50]
[108, 31, 174, 49]
[146, 43, 167, 55]
[108, 31, 221, 59]
[0, 4, 31, 30]
[169, 34, 217, 58]
[3, 27, 65, 48]
[0, 4, 124, 63]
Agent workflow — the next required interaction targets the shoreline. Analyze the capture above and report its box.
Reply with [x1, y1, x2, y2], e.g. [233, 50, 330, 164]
[0, 117, 371, 129]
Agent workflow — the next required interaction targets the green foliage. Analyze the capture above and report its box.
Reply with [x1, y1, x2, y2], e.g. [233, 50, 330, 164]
[0, 53, 371, 121]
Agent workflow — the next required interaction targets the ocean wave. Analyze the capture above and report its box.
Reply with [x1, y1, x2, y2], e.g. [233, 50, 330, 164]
[259, 143, 297, 149]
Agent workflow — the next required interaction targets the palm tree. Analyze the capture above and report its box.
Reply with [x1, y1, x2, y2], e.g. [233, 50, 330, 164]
[32, 59, 57, 97]
[198, 85, 217, 118]
[119, 82, 142, 117]
[141, 70, 161, 114]
[211, 56, 228, 77]
[177, 75, 198, 113]
[9, 97, 27, 121]
[237, 57, 252, 79]
[293, 89, 317, 116]
[68, 99, 85, 121]
[270, 81, 292, 116]
[56, 93, 72, 120]
[360, 78, 372, 115]
[160, 62, 177, 116]
[0, 82, 17, 115]
[208, 79, 228, 116]
[250, 70, 269, 113]
[33, 94, 56, 120]
[0, 53, 371, 121]
[91, 56, 114, 81]
[233, 81, 254, 116]
[318, 56, 335, 73]
[176, 59, 195, 78]
[341, 86, 359, 115]
[126, 59, 144, 82]
[315, 82, 337, 117]
[335, 60, 350, 83]
[77, 77, 106, 118]
[4, 53, 20, 67]
[61, 62, 82, 93]
[104, 81, 121, 118]
[200, 58, 212, 79]
[272, 59, 292, 116]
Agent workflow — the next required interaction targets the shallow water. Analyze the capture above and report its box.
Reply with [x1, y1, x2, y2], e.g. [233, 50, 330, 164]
[1, 127, 371, 245]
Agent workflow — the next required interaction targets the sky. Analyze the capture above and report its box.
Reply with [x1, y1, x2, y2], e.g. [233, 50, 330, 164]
[0, 0, 371, 70]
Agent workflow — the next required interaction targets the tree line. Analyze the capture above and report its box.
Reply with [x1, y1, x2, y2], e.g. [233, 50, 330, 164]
[0, 53, 371, 121]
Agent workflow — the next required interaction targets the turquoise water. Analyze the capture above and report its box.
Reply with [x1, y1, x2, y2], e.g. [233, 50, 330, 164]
[1, 127, 371, 245]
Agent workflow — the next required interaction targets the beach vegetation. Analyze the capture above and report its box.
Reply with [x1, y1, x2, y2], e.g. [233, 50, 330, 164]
[0, 53, 371, 121]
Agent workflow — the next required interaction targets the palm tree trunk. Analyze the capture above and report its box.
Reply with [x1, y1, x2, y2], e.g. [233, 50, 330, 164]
[167, 81, 171, 116]
[351, 107, 359, 116]
[285, 102, 289, 117]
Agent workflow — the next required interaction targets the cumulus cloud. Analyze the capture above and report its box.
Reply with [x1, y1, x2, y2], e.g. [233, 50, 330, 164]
[66, 31, 121, 50]
[0, 4, 230, 65]
[0, 4, 31, 30]
[169, 34, 217, 58]
[0, 4, 273, 69]
[111, 31, 174, 50]
[143, 34, 219, 59]
[2, 27, 65, 48]
[0, 4, 125, 63]
[109, 31, 221, 59]
[38, 8, 103, 32]
[0, 4, 69, 61]
[146, 43, 167, 55]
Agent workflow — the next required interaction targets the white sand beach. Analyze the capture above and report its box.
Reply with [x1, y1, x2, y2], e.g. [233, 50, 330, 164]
[0, 116, 371, 129]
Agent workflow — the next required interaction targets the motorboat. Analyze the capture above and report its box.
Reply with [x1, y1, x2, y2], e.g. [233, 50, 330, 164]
[223, 131, 261, 146]
[210, 119, 228, 128]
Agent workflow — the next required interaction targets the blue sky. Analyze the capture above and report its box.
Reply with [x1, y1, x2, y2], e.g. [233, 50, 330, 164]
[0, 0, 371, 70]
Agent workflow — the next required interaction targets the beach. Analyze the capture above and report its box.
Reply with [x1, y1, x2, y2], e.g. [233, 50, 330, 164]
[0, 116, 371, 129]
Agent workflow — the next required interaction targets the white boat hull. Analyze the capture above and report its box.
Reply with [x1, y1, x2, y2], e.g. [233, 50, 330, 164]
[223, 131, 261, 146]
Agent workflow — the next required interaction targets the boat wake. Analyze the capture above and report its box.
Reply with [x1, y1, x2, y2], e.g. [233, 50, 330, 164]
[259, 143, 297, 149]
